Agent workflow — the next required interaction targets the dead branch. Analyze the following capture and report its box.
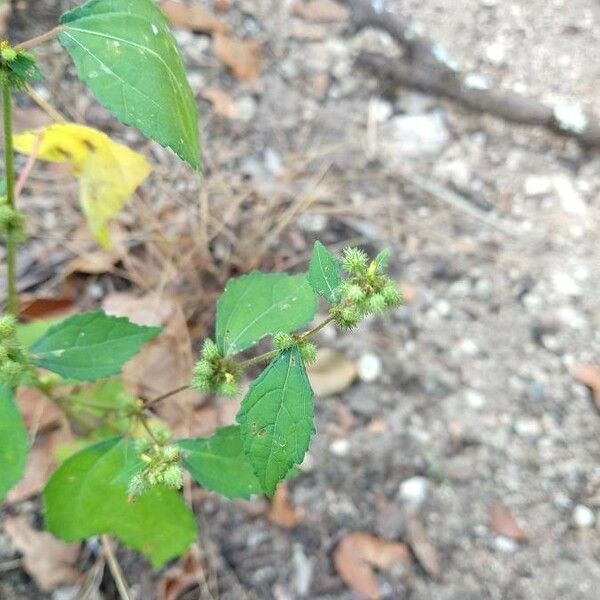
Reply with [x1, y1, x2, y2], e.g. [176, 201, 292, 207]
[342, 0, 600, 148]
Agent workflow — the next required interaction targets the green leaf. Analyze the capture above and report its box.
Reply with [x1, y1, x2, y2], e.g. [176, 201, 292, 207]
[236, 346, 314, 496]
[216, 272, 317, 355]
[16, 318, 64, 349]
[30, 310, 160, 381]
[307, 241, 341, 303]
[0, 386, 28, 503]
[58, 0, 201, 170]
[44, 437, 196, 567]
[178, 426, 263, 499]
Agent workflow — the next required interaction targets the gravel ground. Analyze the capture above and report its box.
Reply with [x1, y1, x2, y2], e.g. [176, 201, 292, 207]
[2, 1, 600, 598]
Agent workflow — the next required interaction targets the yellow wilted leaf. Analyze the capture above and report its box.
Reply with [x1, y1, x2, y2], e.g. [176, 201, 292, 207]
[14, 123, 151, 249]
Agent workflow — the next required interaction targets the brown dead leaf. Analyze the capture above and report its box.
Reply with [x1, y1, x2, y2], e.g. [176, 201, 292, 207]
[293, 0, 349, 23]
[574, 364, 600, 409]
[333, 532, 410, 600]
[202, 89, 239, 119]
[307, 348, 357, 397]
[406, 517, 441, 579]
[7, 428, 74, 503]
[159, 0, 230, 35]
[103, 293, 202, 437]
[489, 504, 529, 542]
[268, 482, 303, 529]
[4, 517, 82, 591]
[213, 33, 261, 81]
[19, 296, 75, 322]
[63, 250, 119, 276]
[16, 387, 63, 433]
[158, 547, 207, 600]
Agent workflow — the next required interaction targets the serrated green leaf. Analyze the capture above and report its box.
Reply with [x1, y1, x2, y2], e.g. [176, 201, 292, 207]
[58, 0, 201, 170]
[237, 346, 314, 496]
[16, 318, 64, 349]
[307, 241, 341, 303]
[30, 310, 160, 381]
[178, 426, 263, 499]
[216, 272, 317, 355]
[44, 437, 196, 567]
[0, 386, 28, 503]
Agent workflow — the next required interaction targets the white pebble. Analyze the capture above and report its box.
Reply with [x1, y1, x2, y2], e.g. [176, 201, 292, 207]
[329, 438, 350, 457]
[494, 536, 518, 553]
[514, 418, 542, 439]
[357, 353, 382, 383]
[465, 389, 485, 409]
[573, 505, 595, 528]
[398, 476, 429, 509]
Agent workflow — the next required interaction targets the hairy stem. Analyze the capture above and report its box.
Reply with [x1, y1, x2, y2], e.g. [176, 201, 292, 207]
[3, 81, 17, 316]
[237, 315, 335, 369]
[143, 384, 190, 409]
[14, 26, 64, 51]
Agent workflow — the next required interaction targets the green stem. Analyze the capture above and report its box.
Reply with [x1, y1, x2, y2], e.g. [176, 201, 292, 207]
[237, 315, 335, 370]
[143, 384, 189, 409]
[237, 349, 279, 370]
[3, 81, 17, 316]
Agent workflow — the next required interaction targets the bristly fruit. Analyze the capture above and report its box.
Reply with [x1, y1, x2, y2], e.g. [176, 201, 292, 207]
[330, 246, 403, 330]
[191, 338, 240, 396]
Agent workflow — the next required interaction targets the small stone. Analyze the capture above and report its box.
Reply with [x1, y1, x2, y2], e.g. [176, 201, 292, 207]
[485, 42, 506, 66]
[398, 476, 429, 509]
[459, 339, 480, 357]
[382, 112, 450, 159]
[369, 96, 393, 122]
[514, 418, 542, 439]
[52, 588, 81, 600]
[87, 282, 104, 300]
[552, 271, 582, 297]
[465, 389, 485, 409]
[573, 504, 595, 528]
[235, 95, 257, 122]
[292, 544, 313, 597]
[264, 148, 284, 175]
[434, 299, 451, 317]
[494, 536, 518, 553]
[357, 353, 382, 383]
[552, 175, 587, 216]
[523, 175, 552, 197]
[329, 438, 350, 457]
[396, 91, 437, 114]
